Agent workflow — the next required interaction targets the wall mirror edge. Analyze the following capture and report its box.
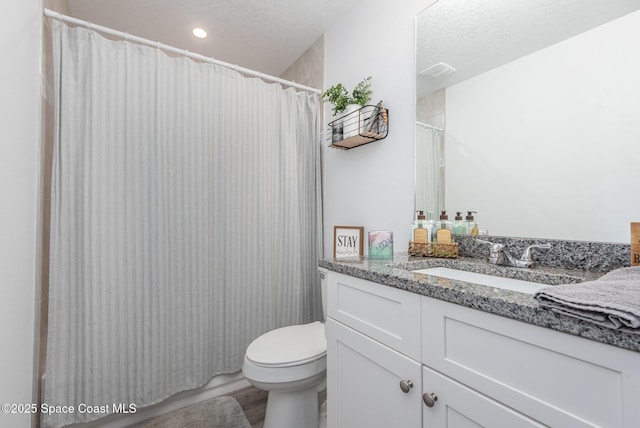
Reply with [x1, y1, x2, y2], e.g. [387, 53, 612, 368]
[415, 0, 640, 244]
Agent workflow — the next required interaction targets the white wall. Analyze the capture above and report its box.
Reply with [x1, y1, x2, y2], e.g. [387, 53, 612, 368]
[0, 1, 41, 427]
[323, 0, 433, 258]
[445, 10, 640, 243]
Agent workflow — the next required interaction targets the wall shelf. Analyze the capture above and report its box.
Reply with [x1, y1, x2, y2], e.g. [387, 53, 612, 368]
[327, 103, 389, 150]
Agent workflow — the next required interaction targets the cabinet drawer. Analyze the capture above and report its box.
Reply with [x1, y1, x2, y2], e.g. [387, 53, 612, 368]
[422, 296, 640, 428]
[327, 271, 421, 360]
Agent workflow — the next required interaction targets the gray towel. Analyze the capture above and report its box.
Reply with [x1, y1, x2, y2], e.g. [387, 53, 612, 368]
[534, 266, 640, 333]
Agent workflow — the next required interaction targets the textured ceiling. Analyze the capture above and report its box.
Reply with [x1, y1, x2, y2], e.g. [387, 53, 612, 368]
[65, 0, 360, 77]
[417, 0, 640, 95]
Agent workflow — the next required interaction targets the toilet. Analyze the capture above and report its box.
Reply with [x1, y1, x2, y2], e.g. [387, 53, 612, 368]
[242, 269, 328, 428]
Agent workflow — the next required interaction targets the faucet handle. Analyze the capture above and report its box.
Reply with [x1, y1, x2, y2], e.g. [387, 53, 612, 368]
[520, 243, 552, 263]
[476, 239, 505, 264]
[475, 239, 493, 245]
[476, 239, 503, 252]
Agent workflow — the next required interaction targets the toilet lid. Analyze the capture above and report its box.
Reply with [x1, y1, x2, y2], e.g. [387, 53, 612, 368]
[246, 321, 326, 367]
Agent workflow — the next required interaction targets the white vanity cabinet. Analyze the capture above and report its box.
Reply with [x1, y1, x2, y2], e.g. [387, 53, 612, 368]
[325, 270, 640, 428]
[325, 272, 422, 427]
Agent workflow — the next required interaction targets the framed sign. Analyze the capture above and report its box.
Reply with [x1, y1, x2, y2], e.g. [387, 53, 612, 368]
[333, 226, 364, 258]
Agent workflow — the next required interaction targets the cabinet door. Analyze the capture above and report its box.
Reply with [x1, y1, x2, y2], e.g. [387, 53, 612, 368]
[422, 296, 640, 427]
[326, 318, 422, 428]
[422, 366, 543, 428]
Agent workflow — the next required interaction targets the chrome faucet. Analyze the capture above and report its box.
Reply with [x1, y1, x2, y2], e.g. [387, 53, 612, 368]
[476, 240, 552, 268]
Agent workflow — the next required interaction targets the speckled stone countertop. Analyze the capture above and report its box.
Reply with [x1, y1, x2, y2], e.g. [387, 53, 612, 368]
[319, 253, 640, 353]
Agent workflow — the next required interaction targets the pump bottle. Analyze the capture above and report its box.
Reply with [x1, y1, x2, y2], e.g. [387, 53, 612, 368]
[436, 211, 453, 244]
[466, 211, 479, 236]
[453, 212, 468, 236]
[412, 210, 430, 243]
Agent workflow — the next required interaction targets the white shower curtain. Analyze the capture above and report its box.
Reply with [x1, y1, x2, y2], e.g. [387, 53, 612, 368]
[45, 20, 322, 428]
[415, 123, 444, 216]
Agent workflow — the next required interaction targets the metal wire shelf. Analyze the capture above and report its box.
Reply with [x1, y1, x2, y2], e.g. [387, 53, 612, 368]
[327, 103, 389, 150]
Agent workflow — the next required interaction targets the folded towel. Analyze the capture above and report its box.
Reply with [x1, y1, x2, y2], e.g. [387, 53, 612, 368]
[534, 266, 640, 334]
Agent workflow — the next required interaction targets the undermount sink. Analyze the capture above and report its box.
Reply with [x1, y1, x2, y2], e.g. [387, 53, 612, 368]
[413, 267, 548, 294]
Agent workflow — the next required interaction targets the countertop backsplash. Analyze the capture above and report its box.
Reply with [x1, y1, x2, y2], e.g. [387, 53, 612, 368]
[455, 235, 630, 273]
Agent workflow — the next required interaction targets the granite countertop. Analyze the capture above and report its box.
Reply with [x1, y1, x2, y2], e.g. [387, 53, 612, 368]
[319, 253, 640, 353]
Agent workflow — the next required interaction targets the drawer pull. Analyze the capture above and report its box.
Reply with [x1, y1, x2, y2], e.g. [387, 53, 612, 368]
[423, 392, 438, 407]
[399, 380, 413, 393]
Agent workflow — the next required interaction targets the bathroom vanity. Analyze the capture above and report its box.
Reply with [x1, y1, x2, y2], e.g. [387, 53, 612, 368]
[320, 253, 640, 428]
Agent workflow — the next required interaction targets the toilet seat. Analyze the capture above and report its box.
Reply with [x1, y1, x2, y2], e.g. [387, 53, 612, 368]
[246, 321, 326, 368]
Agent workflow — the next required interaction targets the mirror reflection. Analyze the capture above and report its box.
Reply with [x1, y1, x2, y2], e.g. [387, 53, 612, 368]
[416, 0, 640, 243]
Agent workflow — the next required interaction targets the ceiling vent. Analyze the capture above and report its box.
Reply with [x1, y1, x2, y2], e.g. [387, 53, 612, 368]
[420, 62, 456, 79]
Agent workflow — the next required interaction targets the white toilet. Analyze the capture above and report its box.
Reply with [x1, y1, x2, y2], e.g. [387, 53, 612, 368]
[242, 269, 328, 428]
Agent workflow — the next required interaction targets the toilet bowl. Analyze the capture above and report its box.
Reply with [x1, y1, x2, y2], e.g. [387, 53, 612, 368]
[242, 269, 328, 428]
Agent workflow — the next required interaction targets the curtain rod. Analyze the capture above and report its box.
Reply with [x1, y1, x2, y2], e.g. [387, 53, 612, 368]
[44, 8, 322, 95]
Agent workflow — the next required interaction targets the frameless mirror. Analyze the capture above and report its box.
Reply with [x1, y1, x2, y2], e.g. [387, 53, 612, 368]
[416, 0, 640, 243]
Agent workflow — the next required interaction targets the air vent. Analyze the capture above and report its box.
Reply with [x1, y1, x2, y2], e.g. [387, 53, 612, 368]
[420, 62, 456, 79]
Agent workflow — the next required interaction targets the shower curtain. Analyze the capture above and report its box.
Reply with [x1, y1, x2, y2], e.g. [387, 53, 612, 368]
[45, 20, 322, 428]
[415, 123, 444, 216]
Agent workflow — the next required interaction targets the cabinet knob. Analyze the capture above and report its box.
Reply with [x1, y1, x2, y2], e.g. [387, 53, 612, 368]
[399, 380, 413, 393]
[423, 392, 438, 407]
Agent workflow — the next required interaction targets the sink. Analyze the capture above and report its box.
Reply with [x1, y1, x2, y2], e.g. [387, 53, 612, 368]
[413, 267, 548, 294]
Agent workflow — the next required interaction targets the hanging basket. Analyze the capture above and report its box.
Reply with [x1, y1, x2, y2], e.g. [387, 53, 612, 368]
[328, 104, 389, 150]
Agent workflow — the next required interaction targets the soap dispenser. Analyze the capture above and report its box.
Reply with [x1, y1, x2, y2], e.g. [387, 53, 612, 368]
[453, 212, 468, 236]
[436, 211, 453, 244]
[412, 210, 430, 243]
[466, 211, 479, 236]
[412, 211, 433, 244]
[437, 211, 453, 231]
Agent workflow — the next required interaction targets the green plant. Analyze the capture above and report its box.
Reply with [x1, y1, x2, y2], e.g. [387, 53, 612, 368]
[322, 76, 373, 116]
[351, 76, 373, 106]
[322, 83, 350, 116]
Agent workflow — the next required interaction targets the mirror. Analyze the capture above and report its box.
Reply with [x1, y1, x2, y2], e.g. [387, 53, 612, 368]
[416, 0, 640, 243]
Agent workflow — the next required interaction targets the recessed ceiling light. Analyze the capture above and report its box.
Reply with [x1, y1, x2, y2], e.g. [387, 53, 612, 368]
[192, 28, 207, 39]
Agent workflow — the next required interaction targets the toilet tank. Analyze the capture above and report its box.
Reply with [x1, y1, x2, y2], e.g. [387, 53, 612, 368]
[318, 268, 328, 321]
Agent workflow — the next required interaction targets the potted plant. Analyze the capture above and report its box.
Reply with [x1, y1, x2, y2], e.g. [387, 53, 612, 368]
[323, 77, 373, 140]
[322, 76, 373, 116]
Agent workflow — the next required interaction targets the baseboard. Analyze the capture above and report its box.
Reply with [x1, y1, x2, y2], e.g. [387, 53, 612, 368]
[68, 372, 250, 428]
